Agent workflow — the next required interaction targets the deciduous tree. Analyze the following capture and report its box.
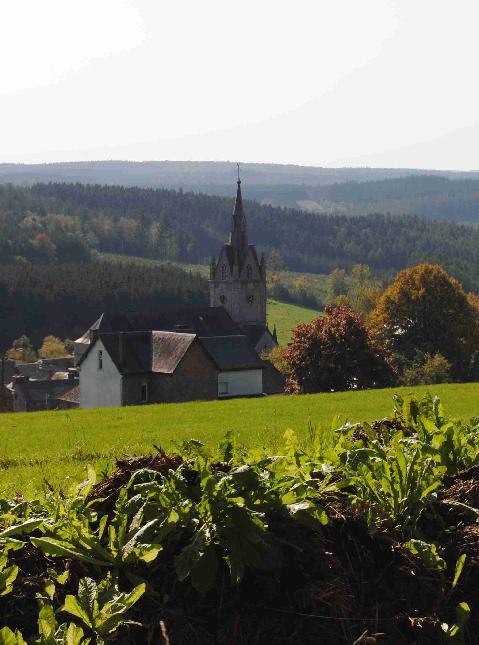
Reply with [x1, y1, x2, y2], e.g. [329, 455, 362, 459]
[286, 304, 393, 393]
[369, 264, 478, 379]
[38, 335, 69, 358]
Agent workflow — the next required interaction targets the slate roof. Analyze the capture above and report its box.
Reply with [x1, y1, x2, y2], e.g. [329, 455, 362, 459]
[151, 332, 196, 373]
[198, 335, 263, 371]
[58, 385, 80, 405]
[241, 323, 272, 347]
[13, 379, 79, 409]
[82, 331, 197, 375]
[14, 357, 74, 381]
[81, 331, 262, 374]
[75, 307, 242, 344]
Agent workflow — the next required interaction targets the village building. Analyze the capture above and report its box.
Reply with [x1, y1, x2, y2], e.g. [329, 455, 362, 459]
[74, 175, 282, 408]
[78, 330, 264, 408]
[209, 174, 277, 354]
[7, 373, 79, 413]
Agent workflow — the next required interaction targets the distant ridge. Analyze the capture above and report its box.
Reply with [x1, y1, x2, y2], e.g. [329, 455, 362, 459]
[1, 159, 478, 189]
[3, 160, 479, 218]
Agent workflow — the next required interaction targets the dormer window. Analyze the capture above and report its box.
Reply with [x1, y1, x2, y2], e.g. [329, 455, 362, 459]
[221, 264, 227, 280]
[246, 264, 252, 279]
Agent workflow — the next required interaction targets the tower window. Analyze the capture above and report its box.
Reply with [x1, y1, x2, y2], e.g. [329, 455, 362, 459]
[246, 265, 252, 279]
[219, 294, 226, 304]
[221, 264, 227, 280]
[98, 350, 103, 370]
[247, 294, 254, 304]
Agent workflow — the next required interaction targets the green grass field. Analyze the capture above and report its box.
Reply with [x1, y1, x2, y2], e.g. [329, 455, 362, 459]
[1, 382, 479, 495]
[266, 299, 320, 344]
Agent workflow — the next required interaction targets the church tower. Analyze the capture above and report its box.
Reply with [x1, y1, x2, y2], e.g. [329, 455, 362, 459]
[210, 170, 276, 353]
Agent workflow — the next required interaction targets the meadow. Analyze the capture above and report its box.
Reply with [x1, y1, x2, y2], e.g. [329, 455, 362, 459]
[1, 382, 479, 495]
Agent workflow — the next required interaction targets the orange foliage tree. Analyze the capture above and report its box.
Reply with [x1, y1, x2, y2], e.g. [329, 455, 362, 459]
[369, 264, 479, 379]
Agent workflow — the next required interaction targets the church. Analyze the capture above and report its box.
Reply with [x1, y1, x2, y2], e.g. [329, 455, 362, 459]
[209, 173, 277, 354]
[75, 175, 281, 408]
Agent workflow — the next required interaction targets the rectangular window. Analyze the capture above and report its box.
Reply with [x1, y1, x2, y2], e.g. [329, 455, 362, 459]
[218, 381, 229, 396]
[98, 350, 103, 370]
[141, 383, 149, 403]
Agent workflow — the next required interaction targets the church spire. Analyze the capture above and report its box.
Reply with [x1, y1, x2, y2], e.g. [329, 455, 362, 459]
[229, 163, 248, 259]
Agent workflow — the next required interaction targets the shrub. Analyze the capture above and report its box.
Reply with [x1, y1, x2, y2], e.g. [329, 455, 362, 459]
[401, 353, 451, 386]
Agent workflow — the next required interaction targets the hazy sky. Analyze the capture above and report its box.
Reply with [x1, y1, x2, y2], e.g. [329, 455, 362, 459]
[2, 0, 478, 169]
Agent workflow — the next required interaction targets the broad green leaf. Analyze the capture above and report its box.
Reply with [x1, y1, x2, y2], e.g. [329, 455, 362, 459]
[403, 539, 446, 571]
[130, 544, 162, 563]
[38, 603, 56, 639]
[0, 565, 18, 596]
[0, 627, 17, 645]
[31, 537, 111, 567]
[452, 553, 467, 589]
[120, 582, 146, 610]
[66, 623, 86, 645]
[44, 579, 55, 601]
[0, 518, 43, 538]
[455, 601, 470, 628]
[60, 595, 93, 627]
[190, 544, 218, 593]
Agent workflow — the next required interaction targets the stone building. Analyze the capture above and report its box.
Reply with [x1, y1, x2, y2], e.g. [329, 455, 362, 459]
[209, 175, 277, 354]
[7, 374, 79, 412]
[74, 176, 284, 408]
[78, 330, 264, 408]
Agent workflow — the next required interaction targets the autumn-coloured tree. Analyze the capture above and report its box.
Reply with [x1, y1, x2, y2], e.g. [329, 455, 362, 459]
[38, 335, 70, 359]
[7, 335, 37, 363]
[369, 264, 479, 379]
[286, 304, 393, 393]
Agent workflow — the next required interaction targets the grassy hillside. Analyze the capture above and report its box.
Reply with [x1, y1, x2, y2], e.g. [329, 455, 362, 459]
[1, 382, 479, 495]
[267, 299, 321, 344]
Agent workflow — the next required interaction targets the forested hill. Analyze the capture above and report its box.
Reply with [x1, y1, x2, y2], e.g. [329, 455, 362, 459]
[310, 175, 479, 223]
[3, 161, 479, 219]
[2, 182, 479, 291]
[0, 260, 208, 351]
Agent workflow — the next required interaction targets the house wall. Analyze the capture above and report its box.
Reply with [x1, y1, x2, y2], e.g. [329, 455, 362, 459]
[122, 341, 218, 406]
[79, 339, 122, 408]
[262, 360, 285, 395]
[217, 369, 263, 398]
[0, 386, 13, 413]
[11, 388, 27, 413]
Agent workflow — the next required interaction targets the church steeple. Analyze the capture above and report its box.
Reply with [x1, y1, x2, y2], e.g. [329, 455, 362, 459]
[209, 168, 270, 335]
[229, 164, 248, 260]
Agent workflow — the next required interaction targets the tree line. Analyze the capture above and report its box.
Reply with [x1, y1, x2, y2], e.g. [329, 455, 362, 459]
[273, 264, 479, 392]
[2, 182, 479, 290]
